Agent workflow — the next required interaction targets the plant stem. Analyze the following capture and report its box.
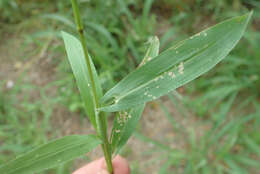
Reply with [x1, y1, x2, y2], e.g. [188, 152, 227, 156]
[70, 0, 113, 173]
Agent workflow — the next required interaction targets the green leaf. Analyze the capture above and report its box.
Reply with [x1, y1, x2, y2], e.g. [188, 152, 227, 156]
[62, 31, 103, 129]
[139, 36, 160, 67]
[100, 12, 252, 112]
[110, 36, 159, 154]
[0, 135, 101, 174]
[110, 104, 145, 154]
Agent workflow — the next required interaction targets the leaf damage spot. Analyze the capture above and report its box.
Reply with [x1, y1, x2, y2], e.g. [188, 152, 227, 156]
[178, 62, 184, 74]
[168, 71, 176, 79]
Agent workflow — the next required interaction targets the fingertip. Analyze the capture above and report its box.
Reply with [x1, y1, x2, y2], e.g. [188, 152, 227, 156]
[97, 169, 110, 174]
[113, 155, 130, 174]
[72, 158, 104, 174]
[99, 155, 130, 174]
[113, 155, 128, 166]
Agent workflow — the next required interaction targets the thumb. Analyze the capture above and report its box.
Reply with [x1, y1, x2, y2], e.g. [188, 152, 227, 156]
[97, 169, 109, 174]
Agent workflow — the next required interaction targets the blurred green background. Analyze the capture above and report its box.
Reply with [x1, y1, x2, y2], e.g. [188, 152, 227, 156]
[0, 0, 260, 173]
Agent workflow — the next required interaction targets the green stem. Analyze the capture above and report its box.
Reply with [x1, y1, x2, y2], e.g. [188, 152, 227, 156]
[70, 0, 113, 173]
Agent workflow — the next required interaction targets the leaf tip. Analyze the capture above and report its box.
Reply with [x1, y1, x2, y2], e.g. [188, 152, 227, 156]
[242, 11, 253, 24]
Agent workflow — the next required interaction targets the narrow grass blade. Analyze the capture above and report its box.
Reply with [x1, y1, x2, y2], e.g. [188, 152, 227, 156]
[212, 113, 256, 146]
[234, 155, 260, 168]
[142, 0, 154, 20]
[42, 14, 75, 29]
[110, 36, 159, 154]
[225, 159, 248, 174]
[158, 158, 173, 174]
[209, 93, 237, 135]
[158, 100, 177, 130]
[134, 132, 173, 153]
[100, 12, 252, 112]
[134, 132, 185, 159]
[243, 135, 260, 158]
[0, 135, 101, 174]
[62, 31, 103, 129]
[85, 22, 119, 51]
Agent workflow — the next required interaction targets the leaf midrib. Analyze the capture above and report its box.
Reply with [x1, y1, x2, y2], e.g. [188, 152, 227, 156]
[110, 41, 217, 105]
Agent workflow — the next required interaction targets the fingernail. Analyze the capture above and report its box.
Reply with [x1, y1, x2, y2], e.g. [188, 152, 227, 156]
[97, 169, 109, 174]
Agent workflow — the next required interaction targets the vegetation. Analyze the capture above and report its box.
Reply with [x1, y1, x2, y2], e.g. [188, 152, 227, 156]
[0, 0, 259, 174]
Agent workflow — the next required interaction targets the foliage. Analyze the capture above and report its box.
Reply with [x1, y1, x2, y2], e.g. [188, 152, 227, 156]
[0, 135, 101, 174]
[0, 0, 252, 171]
[0, 0, 259, 174]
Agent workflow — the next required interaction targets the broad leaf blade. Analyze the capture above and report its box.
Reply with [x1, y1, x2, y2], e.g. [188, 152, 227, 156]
[110, 37, 159, 154]
[62, 31, 103, 129]
[0, 135, 101, 174]
[100, 12, 252, 112]
[110, 105, 145, 154]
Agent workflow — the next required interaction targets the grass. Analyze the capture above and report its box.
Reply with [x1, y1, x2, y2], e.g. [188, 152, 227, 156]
[0, 78, 73, 173]
[0, 0, 260, 173]
[134, 92, 260, 174]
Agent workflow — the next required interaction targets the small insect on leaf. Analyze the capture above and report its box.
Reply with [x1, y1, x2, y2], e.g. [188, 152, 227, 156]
[100, 12, 253, 112]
